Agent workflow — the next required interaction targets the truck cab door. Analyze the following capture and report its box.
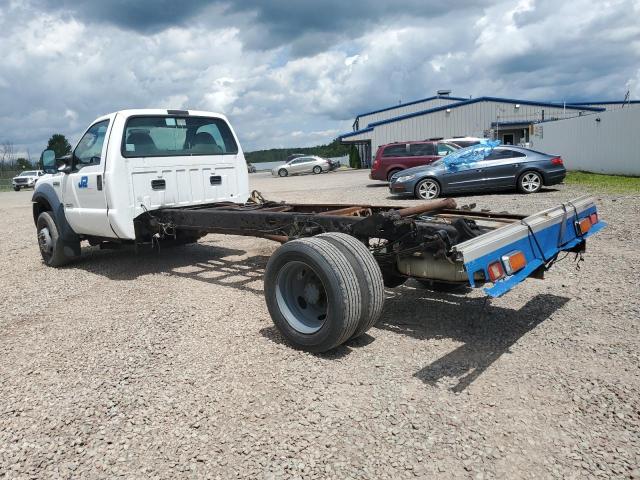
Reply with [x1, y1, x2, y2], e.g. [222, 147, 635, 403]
[62, 119, 115, 237]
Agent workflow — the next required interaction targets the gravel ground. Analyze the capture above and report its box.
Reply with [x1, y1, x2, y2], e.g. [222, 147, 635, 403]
[0, 170, 638, 479]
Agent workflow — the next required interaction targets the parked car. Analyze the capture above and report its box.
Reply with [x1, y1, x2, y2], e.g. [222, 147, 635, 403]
[389, 145, 565, 199]
[442, 136, 484, 148]
[286, 153, 306, 162]
[12, 170, 45, 191]
[271, 156, 331, 177]
[247, 162, 256, 173]
[325, 157, 341, 171]
[370, 140, 459, 182]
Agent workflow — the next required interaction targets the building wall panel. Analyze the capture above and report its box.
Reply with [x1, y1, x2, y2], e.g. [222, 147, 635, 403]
[530, 108, 640, 176]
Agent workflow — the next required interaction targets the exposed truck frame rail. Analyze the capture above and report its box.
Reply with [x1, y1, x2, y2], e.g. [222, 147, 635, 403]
[127, 193, 605, 352]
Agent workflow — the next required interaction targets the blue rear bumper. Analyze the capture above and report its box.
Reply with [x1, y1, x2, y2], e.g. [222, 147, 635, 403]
[459, 201, 605, 298]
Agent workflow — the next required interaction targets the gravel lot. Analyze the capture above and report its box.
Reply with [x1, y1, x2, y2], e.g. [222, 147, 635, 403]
[1, 170, 638, 479]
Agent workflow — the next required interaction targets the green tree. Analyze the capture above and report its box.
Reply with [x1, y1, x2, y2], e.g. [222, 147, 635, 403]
[16, 157, 32, 170]
[46, 134, 72, 158]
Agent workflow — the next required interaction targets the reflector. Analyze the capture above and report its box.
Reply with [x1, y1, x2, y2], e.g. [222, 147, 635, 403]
[501, 251, 527, 275]
[577, 217, 592, 235]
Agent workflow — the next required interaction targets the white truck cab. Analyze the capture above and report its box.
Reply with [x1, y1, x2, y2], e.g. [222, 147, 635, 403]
[33, 109, 249, 264]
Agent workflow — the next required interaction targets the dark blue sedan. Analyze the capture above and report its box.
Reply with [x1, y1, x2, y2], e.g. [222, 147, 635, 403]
[388, 144, 566, 200]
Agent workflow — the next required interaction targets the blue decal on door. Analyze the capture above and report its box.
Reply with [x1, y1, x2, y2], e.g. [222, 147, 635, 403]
[78, 176, 88, 188]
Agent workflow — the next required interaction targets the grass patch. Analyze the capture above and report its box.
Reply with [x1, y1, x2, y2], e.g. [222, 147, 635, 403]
[565, 171, 640, 194]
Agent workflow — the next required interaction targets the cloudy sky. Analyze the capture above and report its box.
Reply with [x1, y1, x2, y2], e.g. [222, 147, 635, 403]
[1, 0, 639, 158]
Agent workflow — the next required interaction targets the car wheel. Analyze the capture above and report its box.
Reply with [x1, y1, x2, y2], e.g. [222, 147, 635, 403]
[264, 238, 362, 352]
[36, 211, 75, 267]
[386, 169, 401, 182]
[278, 168, 288, 177]
[313, 166, 322, 174]
[415, 178, 440, 200]
[518, 171, 542, 194]
[13, 186, 20, 191]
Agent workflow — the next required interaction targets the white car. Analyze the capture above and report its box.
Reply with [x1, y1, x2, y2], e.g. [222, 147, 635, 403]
[12, 170, 45, 191]
[271, 156, 330, 177]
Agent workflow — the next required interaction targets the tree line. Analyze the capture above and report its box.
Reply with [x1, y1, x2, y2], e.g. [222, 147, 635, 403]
[0, 134, 71, 172]
[244, 138, 350, 163]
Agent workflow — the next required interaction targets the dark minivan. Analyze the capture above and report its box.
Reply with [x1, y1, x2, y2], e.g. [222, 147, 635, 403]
[370, 140, 458, 181]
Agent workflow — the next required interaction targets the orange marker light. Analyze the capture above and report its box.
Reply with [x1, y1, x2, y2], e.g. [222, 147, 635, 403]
[577, 217, 592, 235]
[501, 251, 527, 275]
[488, 261, 505, 282]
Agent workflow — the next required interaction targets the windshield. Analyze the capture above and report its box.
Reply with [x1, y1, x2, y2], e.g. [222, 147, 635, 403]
[122, 115, 239, 158]
[19, 171, 37, 176]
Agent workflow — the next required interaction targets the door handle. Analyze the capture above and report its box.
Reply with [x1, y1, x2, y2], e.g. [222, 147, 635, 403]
[97, 175, 103, 191]
[151, 179, 166, 190]
[210, 175, 222, 185]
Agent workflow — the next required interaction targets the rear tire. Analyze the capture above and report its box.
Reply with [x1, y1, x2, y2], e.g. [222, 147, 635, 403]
[264, 238, 362, 352]
[518, 171, 542, 194]
[317, 233, 385, 338]
[278, 169, 288, 177]
[313, 166, 322, 174]
[36, 211, 75, 267]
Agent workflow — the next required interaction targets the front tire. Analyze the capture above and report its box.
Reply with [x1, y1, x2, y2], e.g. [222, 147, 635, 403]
[13, 186, 20, 191]
[518, 171, 542, 194]
[414, 178, 440, 199]
[36, 211, 75, 267]
[264, 238, 362, 352]
[278, 169, 288, 177]
[313, 166, 322, 174]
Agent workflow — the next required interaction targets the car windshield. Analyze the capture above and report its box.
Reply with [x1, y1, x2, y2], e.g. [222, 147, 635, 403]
[19, 171, 37, 176]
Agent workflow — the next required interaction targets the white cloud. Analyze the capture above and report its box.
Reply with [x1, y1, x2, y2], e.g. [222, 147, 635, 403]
[0, 0, 639, 157]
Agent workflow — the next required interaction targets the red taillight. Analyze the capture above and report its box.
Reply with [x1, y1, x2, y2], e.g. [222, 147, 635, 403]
[372, 157, 381, 170]
[551, 157, 563, 165]
[488, 261, 505, 282]
[589, 212, 598, 225]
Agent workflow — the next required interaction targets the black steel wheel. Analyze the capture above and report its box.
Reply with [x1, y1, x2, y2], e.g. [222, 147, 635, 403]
[264, 238, 361, 352]
[36, 211, 74, 267]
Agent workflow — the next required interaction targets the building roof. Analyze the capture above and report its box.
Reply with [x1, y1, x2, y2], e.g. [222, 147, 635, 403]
[355, 95, 468, 120]
[341, 96, 606, 140]
[566, 100, 640, 105]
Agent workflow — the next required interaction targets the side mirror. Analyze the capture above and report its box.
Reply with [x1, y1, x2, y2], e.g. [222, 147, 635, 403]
[41, 150, 57, 174]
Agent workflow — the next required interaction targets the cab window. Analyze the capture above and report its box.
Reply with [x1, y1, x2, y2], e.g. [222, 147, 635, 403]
[122, 115, 239, 157]
[74, 120, 110, 168]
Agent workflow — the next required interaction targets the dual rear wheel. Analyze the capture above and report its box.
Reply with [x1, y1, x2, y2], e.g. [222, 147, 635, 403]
[264, 233, 384, 352]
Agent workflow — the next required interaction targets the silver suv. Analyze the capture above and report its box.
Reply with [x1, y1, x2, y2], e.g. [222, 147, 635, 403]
[12, 170, 44, 191]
